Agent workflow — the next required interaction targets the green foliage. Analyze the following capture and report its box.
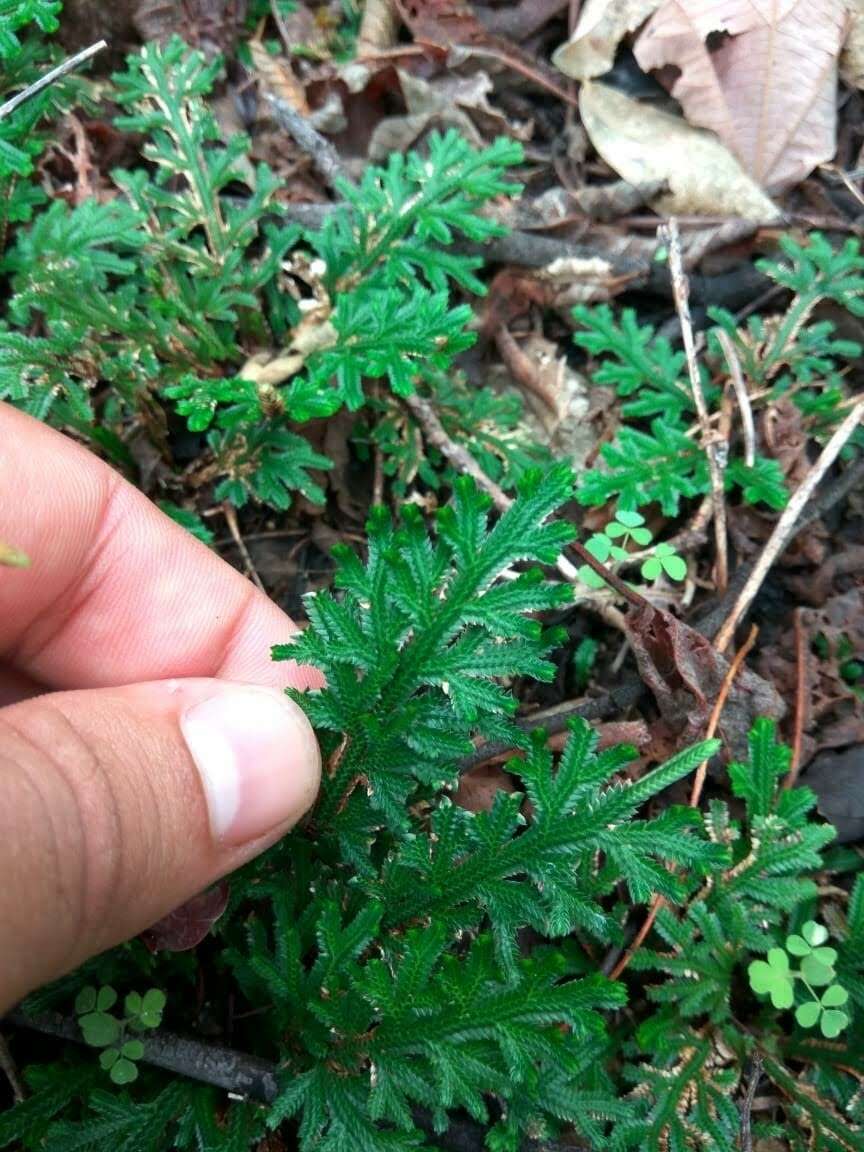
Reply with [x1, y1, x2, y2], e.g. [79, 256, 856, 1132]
[75, 986, 166, 1086]
[623, 719, 860, 1151]
[748, 920, 852, 1039]
[576, 509, 686, 590]
[1, 33, 524, 509]
[574, 233, 864, 519]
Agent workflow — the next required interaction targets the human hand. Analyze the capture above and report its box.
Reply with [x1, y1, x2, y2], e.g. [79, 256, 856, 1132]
[0, 403, 321, 1013]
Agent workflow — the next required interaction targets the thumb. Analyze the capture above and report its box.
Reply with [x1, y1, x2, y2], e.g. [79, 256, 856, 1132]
[0, 679, 320, 1011]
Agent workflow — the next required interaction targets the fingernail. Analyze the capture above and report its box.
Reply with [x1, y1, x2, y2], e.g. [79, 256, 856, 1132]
[181, 687, 320, 845]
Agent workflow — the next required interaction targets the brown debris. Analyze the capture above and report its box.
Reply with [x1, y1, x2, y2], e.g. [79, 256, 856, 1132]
[626, 602, 785, 757]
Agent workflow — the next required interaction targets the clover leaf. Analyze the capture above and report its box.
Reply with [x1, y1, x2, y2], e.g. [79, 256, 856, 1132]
[748, 948, 795, 1009]
[641, 543, 687, 583]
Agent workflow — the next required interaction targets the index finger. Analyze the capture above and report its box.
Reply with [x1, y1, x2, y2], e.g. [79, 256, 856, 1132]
[0, 403, 317, 692]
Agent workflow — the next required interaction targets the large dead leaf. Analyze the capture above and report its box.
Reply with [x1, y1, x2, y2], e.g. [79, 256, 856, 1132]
[553, 0, 661, 79]
[580, 82, 781, 219]
[633, 1, 848, 192]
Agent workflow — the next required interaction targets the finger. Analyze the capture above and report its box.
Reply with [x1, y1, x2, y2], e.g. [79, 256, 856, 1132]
[0, 403, 319, 691]
[0, 677, 320, 1012]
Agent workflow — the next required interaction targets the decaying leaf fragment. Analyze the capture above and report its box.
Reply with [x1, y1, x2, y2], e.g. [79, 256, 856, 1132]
[579, 82, 781, 219]
[626, 602, 785, 757]
[633, 0, 848, 192]
[553, 0, 661, 79]
[841, 0, 864, 87]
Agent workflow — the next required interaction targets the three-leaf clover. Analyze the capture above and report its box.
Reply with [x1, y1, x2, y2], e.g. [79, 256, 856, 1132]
[795, 985, 850, 1038]
[606, 509, 652, 547]
[748, 923, 851, 1039]
[640, 542, 687, 583]
[75, 985, 166, 1085]
[748, 948, 795, 1009]
[125, 989, 166, 1031]
[75, 986, 121, 1047]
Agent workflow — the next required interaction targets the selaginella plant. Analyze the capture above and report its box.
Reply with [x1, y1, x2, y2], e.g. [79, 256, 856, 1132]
[0, 34, 542, 510]
[2, 9, 863, 1152]
[5, 475, 863, 1152]
[572, 233, 864, 517]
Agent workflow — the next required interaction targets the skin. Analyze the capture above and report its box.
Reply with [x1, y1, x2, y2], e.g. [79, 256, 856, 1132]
[0, 402, 322, 1013]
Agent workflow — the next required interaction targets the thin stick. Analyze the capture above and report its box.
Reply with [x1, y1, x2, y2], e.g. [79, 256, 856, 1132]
[404, 392, 640, 627]
[787, 609, 808, 790]
[716, 329, 755, 467]
[495, 325, 560, 416]
[0, 41, 107, 121]
[270, 0, 295, 55]
[611, 625, 758, 982]
[265, 93, 350, 189]
[740, 1052, 763, 1152]
[714, 398, 864, 653]
[7, 1011, 278, 1102]
[403, 392, 511, 513]
[0, 1031, 24, 1102]
[221, 502, 266, 593]
[662, 218, 729, 593]
[688, 625, 759, 807]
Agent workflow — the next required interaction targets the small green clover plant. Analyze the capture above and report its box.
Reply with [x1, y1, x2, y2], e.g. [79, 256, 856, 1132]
[75, 986, 166, 1085]
[748, 922, 850, 1038]
[577, 510, 687, 590]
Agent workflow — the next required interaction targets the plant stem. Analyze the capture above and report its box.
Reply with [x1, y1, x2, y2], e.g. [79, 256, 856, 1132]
[714, 397, 864, 653]
[662, 218, 729, 594]
[0, 40, 107, 121]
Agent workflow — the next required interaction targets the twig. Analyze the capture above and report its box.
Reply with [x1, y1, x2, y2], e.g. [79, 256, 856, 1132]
[404, 392, 642, 628]
[221, 502, 265, 593]
[495, 325, 560, 416]
[457, 678, 645, 773]
[269, 0, 295, 55]
[403, 392, 511, 513]
[787, 609, 808, 790]
[714, 398, 864, 653]
[716, 329, 755, 467]
[739, 1052, 763, 1152]
[265, 93, 350, 189]
[610, 625, 758, 982]
[6, 1011, 279, 1102]
[688, 625, 759, 808]
[0, 1031, 25, 1102]
[568, 541, 648, 610]
[8, 1011, 580, 1149]
[0, 40, 107, 121]
[662, 218, 729, 594]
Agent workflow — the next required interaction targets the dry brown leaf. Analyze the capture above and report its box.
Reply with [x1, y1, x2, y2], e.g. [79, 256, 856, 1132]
[249, 36, 309, 115]
[553, 0, 661, 79]
[580, 82, 781, 219]
[633, 0, 847, 192]
[134, 0, 246, 55]
[626, 602, 785, 757]
[841, 0, 864, 87]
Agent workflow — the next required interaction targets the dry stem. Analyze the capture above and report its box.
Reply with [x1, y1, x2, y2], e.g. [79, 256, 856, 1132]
[662, 218, 729, 593]
[714, 398, 864, 653]
[0, 40, 107, 121]
[715, 328, 755, 467]
[787, 608, 808, 790]
[221, 502, 265, 593]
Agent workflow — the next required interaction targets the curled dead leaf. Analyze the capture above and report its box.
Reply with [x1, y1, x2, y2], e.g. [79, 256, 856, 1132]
[579, 81, 781, 219]
[633, 0, 847, 193]
[553, 0, 661, 80]
[140, 882, 230, 952]
[626, 602, 785, 757]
